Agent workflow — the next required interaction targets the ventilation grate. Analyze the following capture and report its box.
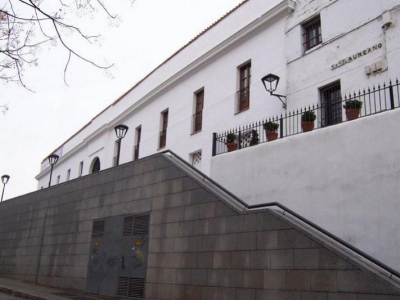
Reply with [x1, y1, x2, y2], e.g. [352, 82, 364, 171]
[128, 278, 145, 299]
[123, 216, 134, 236]
[133, 215, 150, 235]
[123, 215, 149, 236]
[91, 220, 105, 238]
[117, 277, 129, 296]
[117, 277, 145, 299]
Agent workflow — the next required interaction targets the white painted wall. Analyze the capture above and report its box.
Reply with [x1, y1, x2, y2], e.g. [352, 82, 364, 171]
[210, 108, 400, 272]
[286, 0, 400, 110]
[36, 0, 293, 187]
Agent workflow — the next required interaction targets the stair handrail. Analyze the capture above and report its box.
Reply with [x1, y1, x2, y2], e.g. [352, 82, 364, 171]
[162, 149, 400, 280]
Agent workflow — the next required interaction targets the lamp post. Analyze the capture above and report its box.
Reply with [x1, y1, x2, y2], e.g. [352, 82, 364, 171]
[1, 175, 10, 202]
[114, 124, 129, 166]
[47, 154, 59, 187]
[261, 73, 287, 109]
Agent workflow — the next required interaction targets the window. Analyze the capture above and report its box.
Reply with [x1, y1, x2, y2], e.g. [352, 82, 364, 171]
[159, 110, 168, 149]
[321, 82, 342, 127]
[90, 157, 101, 173]
[191, 151, 202, 166]
[57, 175, 60, 184]
[134, 126, 141, 160]
[66, 169, 71, 181]
[303, 16, 322, 51]
[237, 62, 251, 112]
[113, 140, 119, 166]
[193, 90, 204, 133]
[79, 161, 83, 177]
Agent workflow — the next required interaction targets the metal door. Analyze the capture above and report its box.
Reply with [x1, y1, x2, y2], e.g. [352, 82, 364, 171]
[86, 214, 150, 299]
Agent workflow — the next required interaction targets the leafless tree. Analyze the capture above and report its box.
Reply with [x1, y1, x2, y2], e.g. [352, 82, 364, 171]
[0, 0, 136, 90]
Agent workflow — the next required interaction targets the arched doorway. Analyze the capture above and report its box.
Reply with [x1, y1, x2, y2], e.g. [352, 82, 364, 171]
[90, 157, 101, 174]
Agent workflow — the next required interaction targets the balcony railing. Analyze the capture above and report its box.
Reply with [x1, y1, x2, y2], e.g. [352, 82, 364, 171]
[212, 79, 400, 156]
[159, 129, 167, 149]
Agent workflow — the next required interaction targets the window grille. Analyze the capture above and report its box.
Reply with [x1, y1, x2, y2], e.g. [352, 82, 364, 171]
[192, 151, 202, 166]
[321, 82, 342, 127]
[303, 16, 322, 51]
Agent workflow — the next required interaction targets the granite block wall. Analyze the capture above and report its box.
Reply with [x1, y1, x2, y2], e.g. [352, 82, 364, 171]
[0, 153, 399, 299]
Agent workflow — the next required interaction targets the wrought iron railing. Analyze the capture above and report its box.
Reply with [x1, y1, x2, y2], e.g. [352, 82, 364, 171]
[212, 79, 400, 156]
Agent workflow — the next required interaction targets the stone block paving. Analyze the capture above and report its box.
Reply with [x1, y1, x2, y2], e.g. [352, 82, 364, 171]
[0, 277, 102, 300]
[0, 292, 23, 300]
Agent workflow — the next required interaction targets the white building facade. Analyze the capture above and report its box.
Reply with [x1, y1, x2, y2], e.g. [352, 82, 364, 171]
[36, 0, 400, 271]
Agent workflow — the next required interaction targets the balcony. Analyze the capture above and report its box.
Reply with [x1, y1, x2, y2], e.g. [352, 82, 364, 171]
[213, 79, 400, 156]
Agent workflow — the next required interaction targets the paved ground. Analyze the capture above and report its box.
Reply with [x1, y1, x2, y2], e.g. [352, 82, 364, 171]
[0, 292, 22, 300]
[0, 277, 103, 300]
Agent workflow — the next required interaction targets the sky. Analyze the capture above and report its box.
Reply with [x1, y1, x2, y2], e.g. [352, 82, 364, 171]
[0, 0, 244, 201]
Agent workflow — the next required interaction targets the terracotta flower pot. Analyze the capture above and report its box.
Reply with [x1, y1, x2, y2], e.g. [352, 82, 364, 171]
[301, 121, 314, 132]
[227, 142, 238, 152]
[346, 108, 361, 121]
[266, 131, 278, 142]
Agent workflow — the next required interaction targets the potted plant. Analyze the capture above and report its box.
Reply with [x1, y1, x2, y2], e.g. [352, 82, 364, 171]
[263, 121, 279, 141]
[301, 111, 316, 132]
[343, 99, 363, 121]
[249, 130, 259, 146]
[226, 133, 238, 152]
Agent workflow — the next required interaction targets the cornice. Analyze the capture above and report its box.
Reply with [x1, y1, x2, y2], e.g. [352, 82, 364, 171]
[36, 0, 295, 180]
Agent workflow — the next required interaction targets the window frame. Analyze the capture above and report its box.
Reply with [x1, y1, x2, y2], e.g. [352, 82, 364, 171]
[159, 109, 169, 149]
[302, 15, 322, 52]
[319, 81, 342, 127]
[79, 161, 84, 177]
[236, 62, 251, 113]
[134, 126, 141, 160]
[192, 89, 204, 134]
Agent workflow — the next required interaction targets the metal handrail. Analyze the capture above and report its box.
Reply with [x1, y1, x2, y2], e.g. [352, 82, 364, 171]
[161, 149, 400, 280]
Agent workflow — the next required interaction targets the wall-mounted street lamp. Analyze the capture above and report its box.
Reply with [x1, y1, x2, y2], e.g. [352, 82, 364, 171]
[1, 175, 10, 202]
[262, 73, 287, 109]
[48, 154, 59, 187]
[114, 124, 129, 166]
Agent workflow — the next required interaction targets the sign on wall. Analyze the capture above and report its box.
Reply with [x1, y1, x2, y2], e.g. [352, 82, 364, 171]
[331, 43, 383, 70]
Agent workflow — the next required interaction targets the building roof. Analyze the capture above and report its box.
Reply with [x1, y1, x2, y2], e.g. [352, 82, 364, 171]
[42, 0, 250, 163]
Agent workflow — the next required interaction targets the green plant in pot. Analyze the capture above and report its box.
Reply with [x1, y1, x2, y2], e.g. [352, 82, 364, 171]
[263, 121, 279, 141]
[343, 99, 363, 121]
[301, 111, 316, 132]
[249, 130, 259, 146]
[226, 133, 238, 152]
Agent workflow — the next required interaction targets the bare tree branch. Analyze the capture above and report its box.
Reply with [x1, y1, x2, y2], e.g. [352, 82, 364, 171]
[0, 0, 133, 91]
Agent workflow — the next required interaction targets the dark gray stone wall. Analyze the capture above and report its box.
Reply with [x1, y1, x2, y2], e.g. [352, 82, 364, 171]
[0, 154, 399, 299]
